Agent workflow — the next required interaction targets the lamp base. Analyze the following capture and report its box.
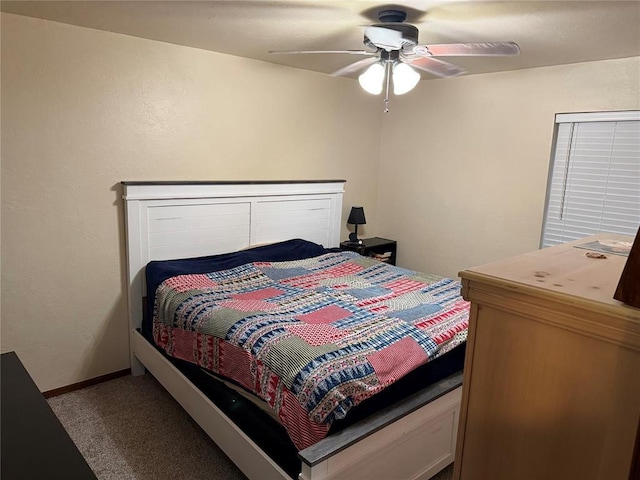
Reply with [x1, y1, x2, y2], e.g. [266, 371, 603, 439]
[348, 233, 363, 244]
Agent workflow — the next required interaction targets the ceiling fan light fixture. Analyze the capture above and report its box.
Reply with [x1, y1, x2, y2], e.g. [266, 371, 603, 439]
[392, 63, 420, 95]
[268, 7, 520, 110]
[358, 62, 385, 95]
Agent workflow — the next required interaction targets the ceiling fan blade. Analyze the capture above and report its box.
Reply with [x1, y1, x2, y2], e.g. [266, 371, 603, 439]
[269, 49, 375, 56]
[414, 42, 520, 57]
[331, 57, 379, 77]
[364, 26, 404, 51]
[407, 57, 466, 78]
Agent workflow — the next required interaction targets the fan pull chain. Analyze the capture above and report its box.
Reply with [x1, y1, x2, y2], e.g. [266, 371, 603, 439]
[383, 61, 391, 113]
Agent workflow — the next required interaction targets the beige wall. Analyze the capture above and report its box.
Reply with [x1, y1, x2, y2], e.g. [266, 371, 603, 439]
[0, 13, 382, 390]
[377, 56, 640, 278]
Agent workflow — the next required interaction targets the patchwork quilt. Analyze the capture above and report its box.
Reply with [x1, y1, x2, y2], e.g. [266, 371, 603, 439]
[153, 251, 469, 450]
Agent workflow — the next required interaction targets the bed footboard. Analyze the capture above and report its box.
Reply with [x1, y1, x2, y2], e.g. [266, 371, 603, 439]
[299, 388, 460, 480]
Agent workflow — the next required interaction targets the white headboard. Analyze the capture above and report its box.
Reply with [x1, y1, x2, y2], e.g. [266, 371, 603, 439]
[122, 180, 345, 355]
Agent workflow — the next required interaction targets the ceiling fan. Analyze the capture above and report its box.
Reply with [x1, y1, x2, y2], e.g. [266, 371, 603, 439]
[270, 9, 520, 112]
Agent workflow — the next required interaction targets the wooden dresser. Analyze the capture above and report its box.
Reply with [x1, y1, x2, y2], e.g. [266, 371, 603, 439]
[453, 234, 640, 480]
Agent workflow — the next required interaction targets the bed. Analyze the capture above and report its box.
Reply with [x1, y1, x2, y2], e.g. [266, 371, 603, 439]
[122, 180, 468, 480]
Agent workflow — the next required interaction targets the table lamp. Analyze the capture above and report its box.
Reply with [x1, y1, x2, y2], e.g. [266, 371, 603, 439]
[347, 206, 366, 243]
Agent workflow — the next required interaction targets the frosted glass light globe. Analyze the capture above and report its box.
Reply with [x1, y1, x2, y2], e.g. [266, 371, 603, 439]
[358, 63, 385, 95]
[393, 63, 420, 95]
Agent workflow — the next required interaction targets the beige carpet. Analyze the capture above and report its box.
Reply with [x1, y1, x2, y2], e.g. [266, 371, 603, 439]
[48, 374, 453, 480]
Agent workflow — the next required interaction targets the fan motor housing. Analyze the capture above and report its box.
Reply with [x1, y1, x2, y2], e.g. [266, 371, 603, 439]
[364, 23, 419, 50]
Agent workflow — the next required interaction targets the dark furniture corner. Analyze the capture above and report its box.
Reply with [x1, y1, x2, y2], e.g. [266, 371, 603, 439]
[614, 227, 640, 308]
[340, 237, 397, 265]
[1, 351, 97, 480]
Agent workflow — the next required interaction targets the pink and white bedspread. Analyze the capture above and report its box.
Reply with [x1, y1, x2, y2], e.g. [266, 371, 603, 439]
[153, 251, 469, 449]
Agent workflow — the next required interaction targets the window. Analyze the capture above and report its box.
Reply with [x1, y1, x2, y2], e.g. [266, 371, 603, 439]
[541, 111, 640, 247]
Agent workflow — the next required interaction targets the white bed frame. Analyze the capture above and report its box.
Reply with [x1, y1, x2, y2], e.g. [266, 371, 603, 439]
[122, 180, 461, 480]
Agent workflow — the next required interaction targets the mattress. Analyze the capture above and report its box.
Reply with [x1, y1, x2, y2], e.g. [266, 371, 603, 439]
[145, 239, 469, 452]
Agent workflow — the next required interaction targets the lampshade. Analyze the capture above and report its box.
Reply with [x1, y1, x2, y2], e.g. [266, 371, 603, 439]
[358, 63, 385, 95]
[347, 206, 367, 225]
[392, 63, 420, 95]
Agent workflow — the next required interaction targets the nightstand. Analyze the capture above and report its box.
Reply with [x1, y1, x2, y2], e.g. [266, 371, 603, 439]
[340, 237, 397, 265]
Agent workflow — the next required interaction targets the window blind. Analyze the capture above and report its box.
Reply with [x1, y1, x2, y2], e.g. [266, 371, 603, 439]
[541, 111, 640, 247]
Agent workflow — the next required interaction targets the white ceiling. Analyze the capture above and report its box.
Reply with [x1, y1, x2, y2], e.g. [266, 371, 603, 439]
[2, 1, 640, 79]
